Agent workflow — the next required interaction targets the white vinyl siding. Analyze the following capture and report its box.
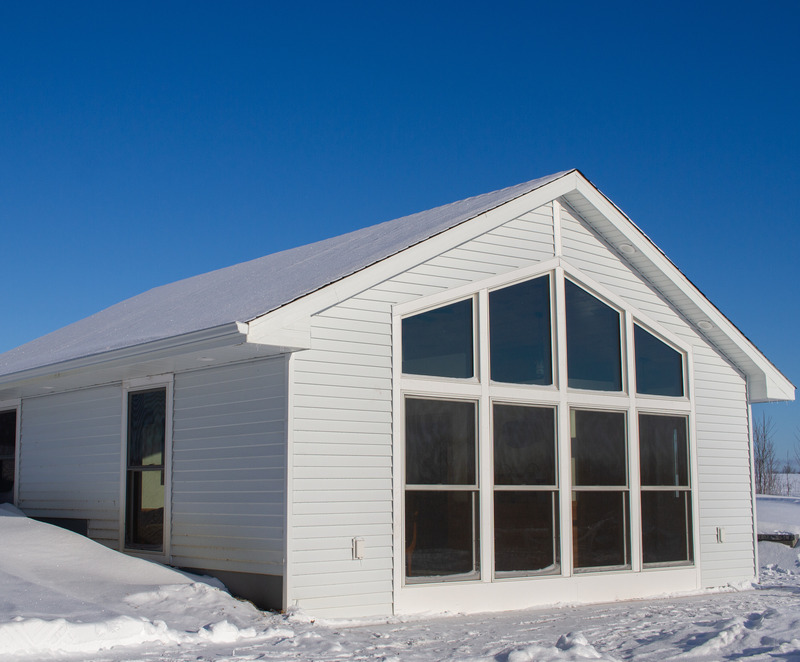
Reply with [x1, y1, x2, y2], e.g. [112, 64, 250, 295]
[289, 204, 554, 617]
[17, 386, 122, 546]
[559, 202, 754, 587]
[170, 356, 288, 575]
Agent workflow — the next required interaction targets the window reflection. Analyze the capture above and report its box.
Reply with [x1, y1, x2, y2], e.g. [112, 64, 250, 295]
[402, 299, 474, 378]
[565, 280, 622, 391]
[490, 276, 552, 385]
[635, 325, 684, 397]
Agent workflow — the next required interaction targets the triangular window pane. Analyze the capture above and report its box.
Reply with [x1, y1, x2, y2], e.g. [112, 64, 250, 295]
[634, 325, 684, 397]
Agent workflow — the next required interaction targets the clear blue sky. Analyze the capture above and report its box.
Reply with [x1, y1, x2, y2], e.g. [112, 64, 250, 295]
[1, 2, 797, 457]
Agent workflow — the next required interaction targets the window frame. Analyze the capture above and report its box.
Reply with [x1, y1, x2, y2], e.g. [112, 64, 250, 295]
[0, 399, 21, 507]
[491, 401, 560, 578]
[120, 375, 173, 560]
[637, 411, 694, 568]
[402, 395, 481, 584]
[394, 261, 695, 592]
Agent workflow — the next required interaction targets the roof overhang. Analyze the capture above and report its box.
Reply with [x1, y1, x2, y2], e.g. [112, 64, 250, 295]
[0, 321, 309, 400]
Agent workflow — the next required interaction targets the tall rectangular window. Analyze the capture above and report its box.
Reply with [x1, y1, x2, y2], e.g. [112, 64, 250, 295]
[493, 404, 559, 575]
[565, 281, 622, 391]
[489, 276, 552, 385]
[639, 414, 693, 565]
[405, 397, 479, 581]
[0, 410, 17, 505]
[571, 409, 630, 570]
[126, 388, 166, 551]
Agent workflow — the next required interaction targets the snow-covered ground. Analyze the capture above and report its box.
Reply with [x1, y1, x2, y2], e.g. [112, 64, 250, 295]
[1, 499, 799, 661]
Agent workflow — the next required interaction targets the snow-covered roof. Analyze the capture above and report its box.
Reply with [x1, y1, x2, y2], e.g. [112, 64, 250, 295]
[0, 171, 572, 380]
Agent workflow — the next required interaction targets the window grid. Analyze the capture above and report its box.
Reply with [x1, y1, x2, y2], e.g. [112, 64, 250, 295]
[399, 267, 692, 585]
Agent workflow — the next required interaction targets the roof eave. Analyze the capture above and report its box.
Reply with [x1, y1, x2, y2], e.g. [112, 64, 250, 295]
[0, 321, 250, 389]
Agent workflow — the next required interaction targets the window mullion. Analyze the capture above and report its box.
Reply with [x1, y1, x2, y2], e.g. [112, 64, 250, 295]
[477, 288, 493, 584]
[554, 267, 572, 577]
[626, 312, 642, 572]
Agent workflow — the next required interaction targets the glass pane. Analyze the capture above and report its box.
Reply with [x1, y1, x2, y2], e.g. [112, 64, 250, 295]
[494, 404, 556, 485]
[405, 490, 479, 579]
[565, 280, 622, 391]
[571, 410, 627, 486]
[406, 398, 476, 485]
[635, 325, 684, 397]
[128, 389, 166, 467]
[402, 299, 474, 378]
[0, 411, 16, 505]
[642, 491, 693, 564]
[489, 276, 552, 385]
[0, 459, 14, 504]
[125, 469, 164, 549]
[495, 491, 559, 574]
[0, 410, 15, 457]
[573, 490, 630, 569]
[639, 414, 689, 487]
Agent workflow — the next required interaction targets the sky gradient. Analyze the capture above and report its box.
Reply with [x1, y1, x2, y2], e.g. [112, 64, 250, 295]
[1, 1, 797, 456]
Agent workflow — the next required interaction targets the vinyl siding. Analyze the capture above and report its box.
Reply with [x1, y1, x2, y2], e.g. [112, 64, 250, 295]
[289, 204, 554, 617]
[559, 203, 755, 587]
[170, 356, 288, 575]
[17, 385, 122, 546]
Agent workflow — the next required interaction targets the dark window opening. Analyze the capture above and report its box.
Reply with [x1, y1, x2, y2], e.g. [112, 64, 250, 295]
[125, 389, 166, 551]
[635, 325, 684, 397]
[565, 280, 622, 391]
[402, 299, 474, 378]
[489, 276, 552, 385]
[0, 410, 16, 504]
[640, 414, 693, 565]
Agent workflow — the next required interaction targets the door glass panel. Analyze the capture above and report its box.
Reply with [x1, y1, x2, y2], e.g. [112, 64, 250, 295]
[127, 390, 166, 467]
[402, 299, 474, 378]
[405, 491, 479, 580]
[565, 280, 622, 391]
[489, 276, 552, 385]
[635, 325, 684, 397]
[495, 491, 559, 574]
[126, 469, 165, 549]
[126, 388, 166, 550]
[639, 414, 689, 487]
[641, 491, 693, 564]
[572, 491, 630, 569]
[571, 409, 626, 486]
[494, 404, 555, 486]
[406, 398, 476, 485]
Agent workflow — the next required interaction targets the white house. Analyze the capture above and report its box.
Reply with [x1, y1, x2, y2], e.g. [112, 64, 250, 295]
[0, 170, 793, 618]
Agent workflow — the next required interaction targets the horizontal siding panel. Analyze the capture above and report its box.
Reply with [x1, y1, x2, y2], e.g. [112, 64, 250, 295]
[292, 511, 391, 528]
[292, 534, 393, 553]
[292, 438, 392, 453]
[293, 545, 393, 565]
[292, 500, 391, 515]
[292, 567, 391, 590]
[19, 385, 122, 547]
[292, 489, 392, 505]
[171, 357, 287, 577]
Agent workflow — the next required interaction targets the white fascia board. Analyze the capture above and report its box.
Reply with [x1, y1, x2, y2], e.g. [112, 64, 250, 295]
[571, 176, 795, 403]
[0, 321, 249, 388]
[247, 172, 581, 340]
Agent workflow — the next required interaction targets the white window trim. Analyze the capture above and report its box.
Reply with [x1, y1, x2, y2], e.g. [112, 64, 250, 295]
[120, 375, 174, 561]
[393, 262, 697, 598]
[0, 399, 21, 507]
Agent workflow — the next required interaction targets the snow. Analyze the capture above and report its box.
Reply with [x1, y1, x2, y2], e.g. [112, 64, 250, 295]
[2, 498, 800, 661]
